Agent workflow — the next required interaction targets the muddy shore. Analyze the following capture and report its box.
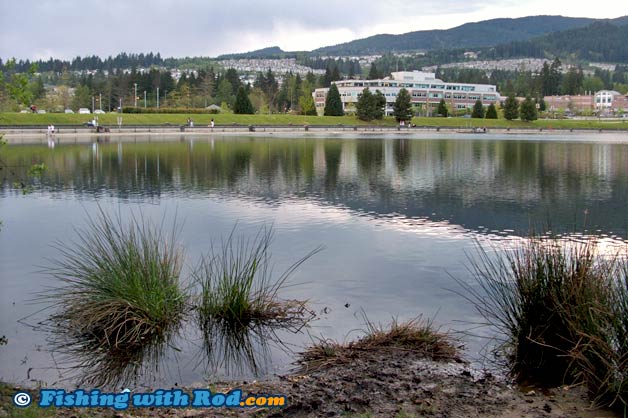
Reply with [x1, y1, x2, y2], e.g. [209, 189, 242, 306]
[1, 347, 621, 418]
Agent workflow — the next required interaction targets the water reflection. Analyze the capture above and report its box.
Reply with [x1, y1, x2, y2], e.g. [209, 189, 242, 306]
[38, 308, 179, 388]
[198, 320, 279, 377]
[2, 136, 627, 238]
[2, 135, 628, 386]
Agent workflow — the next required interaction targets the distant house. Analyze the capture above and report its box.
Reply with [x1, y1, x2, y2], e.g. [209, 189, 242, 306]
[544, 91, 628, 114]
[595, 90, 627, 111]
[206, 104, 222, 113]
[544, 95, 594, 113]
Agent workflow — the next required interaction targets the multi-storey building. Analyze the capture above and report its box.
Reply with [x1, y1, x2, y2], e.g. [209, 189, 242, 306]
[314, 71, 501, 116]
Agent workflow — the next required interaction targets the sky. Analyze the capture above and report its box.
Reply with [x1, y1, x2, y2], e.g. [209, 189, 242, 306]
[0, 0, 626, 61]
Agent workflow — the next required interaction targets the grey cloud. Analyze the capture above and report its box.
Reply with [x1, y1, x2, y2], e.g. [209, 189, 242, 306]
[0, 0, 515, 60]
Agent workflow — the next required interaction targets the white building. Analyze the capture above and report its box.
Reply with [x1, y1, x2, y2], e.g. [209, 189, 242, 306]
[595, 90, 626, 110]
[314, 71, 501, 116]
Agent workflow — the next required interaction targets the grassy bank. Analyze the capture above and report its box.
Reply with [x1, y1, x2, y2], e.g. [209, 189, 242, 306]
[1, 112, 627, 130]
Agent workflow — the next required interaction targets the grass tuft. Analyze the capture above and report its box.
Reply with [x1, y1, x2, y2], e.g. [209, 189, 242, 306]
[194, 226, 318, 329]
[459, 234, 627, 412]
[42, 208, 188, 386]
[194, 225, 319, 374]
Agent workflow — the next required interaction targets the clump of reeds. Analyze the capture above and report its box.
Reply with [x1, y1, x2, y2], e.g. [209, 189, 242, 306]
[43, 209, 188, 386]
[194, 226, 318, 330]
[567, 256, 628, 411]
[460, 234, 627, 412]
[298, 317, 458, 373]
[194, 226, 319, 374]
[460, 236, 608, 385]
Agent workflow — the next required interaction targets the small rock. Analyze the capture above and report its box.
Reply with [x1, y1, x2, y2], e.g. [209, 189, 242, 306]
[543, 403, 552, 413]
[525, 390, 536, 396]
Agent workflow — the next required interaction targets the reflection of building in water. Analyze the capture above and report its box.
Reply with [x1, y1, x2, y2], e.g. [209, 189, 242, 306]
[313, 141, 326, 177]
[338, 141, 358, 181]
[4, 138, 626, 238]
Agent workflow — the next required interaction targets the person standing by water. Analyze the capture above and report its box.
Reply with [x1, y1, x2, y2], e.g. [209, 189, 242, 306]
[209, 118, 215, 129]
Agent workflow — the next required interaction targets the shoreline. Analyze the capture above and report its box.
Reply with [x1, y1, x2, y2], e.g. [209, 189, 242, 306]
[1, 353, 620, 417]
[2, 124, 628, 145]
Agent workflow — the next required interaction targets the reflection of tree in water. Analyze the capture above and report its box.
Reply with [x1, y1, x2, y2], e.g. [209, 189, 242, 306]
[324, 141, 342, 191]
[2, 138, 627, 238]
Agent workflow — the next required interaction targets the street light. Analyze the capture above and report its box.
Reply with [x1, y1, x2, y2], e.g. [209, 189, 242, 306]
[156, 87, 160, 109]
[144, 91, 147, 108]
[134, 83, 137, 108]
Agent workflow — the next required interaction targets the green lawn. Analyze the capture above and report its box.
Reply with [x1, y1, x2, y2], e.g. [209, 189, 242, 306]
[0, 112, 627, 130]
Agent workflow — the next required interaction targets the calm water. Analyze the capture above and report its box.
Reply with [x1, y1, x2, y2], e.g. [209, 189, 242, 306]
[1, 133, 627, 387]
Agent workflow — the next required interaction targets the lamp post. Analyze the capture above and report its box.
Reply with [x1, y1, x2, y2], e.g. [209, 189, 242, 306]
[157, 87, 159, 109]
[99, 93, 102, 111]
[134, 83, 137, 108]
[144, 91, 147, 108]
[92, 96, 95, 113]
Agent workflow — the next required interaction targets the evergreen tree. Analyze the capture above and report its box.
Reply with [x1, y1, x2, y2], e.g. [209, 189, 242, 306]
[322, 67, 333, 87]
[471, 99, 485, 118]
[485, 103, 498, 119]
[225, 68, 241, 95]
[356, 88, 374, 121]
[393, 88, 413, 122]
[503, 94, 519, 120]
[355, 88, 385, 121]
[437, 99, 448, 117]
[373, 90, 386, 119]
[233, 86, 254, 114]
[538, 98, 546, 112]
[368, 63, 381, 79]
[215, 79, 234, 108]
[324, 83, 343, 116]
[520, 96, 538, 121]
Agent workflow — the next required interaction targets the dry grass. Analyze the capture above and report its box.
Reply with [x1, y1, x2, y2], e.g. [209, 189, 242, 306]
[298, 317, 458, 373]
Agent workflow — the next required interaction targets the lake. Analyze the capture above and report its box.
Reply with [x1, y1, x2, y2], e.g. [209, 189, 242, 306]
[1, 133, 627, 387]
